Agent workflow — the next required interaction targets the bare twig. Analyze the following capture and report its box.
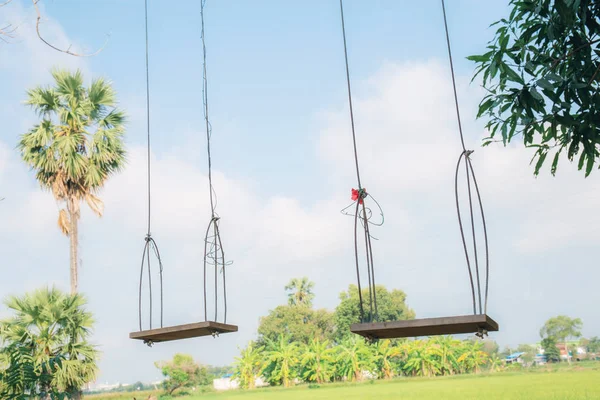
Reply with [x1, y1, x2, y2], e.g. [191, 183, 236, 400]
[32, 0, 109, 57]
[0, 23, 17, 43]
[0, 0, 14, 7]
[589, 62, 600, 84]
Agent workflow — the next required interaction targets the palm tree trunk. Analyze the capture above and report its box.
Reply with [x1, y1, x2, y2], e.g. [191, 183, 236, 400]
[68, 200, 79, 294]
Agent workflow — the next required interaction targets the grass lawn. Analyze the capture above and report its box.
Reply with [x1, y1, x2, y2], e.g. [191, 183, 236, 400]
[89, 365, 600, 400]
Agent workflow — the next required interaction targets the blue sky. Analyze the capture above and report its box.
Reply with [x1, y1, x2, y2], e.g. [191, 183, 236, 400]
[1, 0, 599, 386]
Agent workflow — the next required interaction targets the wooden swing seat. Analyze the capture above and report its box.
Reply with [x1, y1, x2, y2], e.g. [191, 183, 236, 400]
[351, 314, 498, 340]
[130, 321, 238, 343]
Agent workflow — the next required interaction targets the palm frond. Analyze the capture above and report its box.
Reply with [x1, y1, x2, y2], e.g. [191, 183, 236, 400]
[84, 193, 104, 217]
[25, 87, 61, 116]
[98, 109, 126, 129]
[88, 77, 116, 108]
[58, 209, 70, 235]
[52, 68, 85, 104]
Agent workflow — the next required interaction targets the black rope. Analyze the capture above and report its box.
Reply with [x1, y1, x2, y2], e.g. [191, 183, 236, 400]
[362, 203, 378, 320]
[138, 240, 149, 332]
[201, 0, 230, 324]
[454, 152, 477, 315]
[338, 0, 383, 324]
[441, 0, 490, 316]
[339, 0, 362, 190]
[353, 203, 366, 322]
[144, 0, 152, 237]
[466, 158, 490, 314]
[138, 0, 165, 334]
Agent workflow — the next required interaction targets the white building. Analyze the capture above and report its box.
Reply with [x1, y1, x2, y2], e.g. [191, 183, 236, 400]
[213, 375, 268, 391]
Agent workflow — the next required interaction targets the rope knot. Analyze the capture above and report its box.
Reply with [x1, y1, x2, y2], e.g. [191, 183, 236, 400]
[463, 149, 474, 158]
[145, 234, 152, 242]
[351, 188, 367, 204]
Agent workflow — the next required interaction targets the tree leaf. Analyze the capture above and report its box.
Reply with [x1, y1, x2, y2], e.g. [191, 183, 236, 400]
[537, 78, 554, 91]
[534, 150, 547, 176]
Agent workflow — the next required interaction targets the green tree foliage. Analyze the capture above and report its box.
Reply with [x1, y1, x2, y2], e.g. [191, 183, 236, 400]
[333, 285, 415, 342]
[18, 68, 127, 294]
[541, 337, 561, 362]
[488, 354, 505, 372]
[236, 283, 503, 387]
[480, 339, 500, 357]
[233, 342, 264, 389]
[402, 340, 442, 377]
[257, 305, 334, 346]
[469, 0, 600, 176]
[0, 287, 98, 399]
[285, 277, 315, 307]
[540, 315, 583, 363]
[262, 335, 299, 388]
[540, 315, 583, 342]
[371, 340, 401, 379]
[431, 336, 460, 376]
[334, 337, 372, 382]
[456, 341, 489, 374]
[0, 345, 66, 399]
[232, 336, 496, 386]
[155, 354, 210, 396]
[585, 336, 600, 353]
[300, 338, 335, 384]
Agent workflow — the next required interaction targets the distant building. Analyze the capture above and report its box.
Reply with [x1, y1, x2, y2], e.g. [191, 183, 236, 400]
[534, 354, 547, 365]
[505, 352, 525, 364]
[213, 375, 268, 391]
[556, 343, 587, 361]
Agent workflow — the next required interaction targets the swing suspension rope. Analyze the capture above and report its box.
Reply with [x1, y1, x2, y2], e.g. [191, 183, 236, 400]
[138, 0, 165, 333]
[441, 0, 490, 316]
[338, 0, 383, 324]
[201, 0, 231, 324]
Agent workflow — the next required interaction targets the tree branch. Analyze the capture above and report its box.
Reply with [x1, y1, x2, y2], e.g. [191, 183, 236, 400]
[552, 38, 600, 68]
[589, 62, 600, 84]
[32, 0, 109, 57]
[0, 23, 17, 43]
[0, 0, 14, 7]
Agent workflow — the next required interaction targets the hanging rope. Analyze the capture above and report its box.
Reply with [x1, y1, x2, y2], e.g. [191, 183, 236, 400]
[338, 0, 384, 324]
[201, 0, 232, 325]
[138, 0, 165, 341]
[441, 0, 490, 318]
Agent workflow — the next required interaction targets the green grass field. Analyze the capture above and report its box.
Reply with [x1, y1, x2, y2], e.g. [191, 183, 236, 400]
[89, 365, 600, 400]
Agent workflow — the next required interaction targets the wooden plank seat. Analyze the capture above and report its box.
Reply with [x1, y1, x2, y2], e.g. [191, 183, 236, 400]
[351, 314, 498, 340]
[130, 321, 238, 344]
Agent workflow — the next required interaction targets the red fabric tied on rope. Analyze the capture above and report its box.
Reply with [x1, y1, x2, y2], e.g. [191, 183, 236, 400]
[351, 188, 366, 204]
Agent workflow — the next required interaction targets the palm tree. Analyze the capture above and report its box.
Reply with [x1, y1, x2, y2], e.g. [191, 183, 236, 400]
[431, 336, 460, 376]
[457, 340, 489, 374]
[262, 334, 299, 387]
[301, 338, 335, 384]
[0, 287, 99, 399]
[336, 337, 371, 382]
[285, 277, 315, 307]
[233, 342, 264, 389]
[372, 340, 400, 379]
[402, 340, 441, 377]
[18, 69, 127, 294]
[488, 353, 504, 372]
